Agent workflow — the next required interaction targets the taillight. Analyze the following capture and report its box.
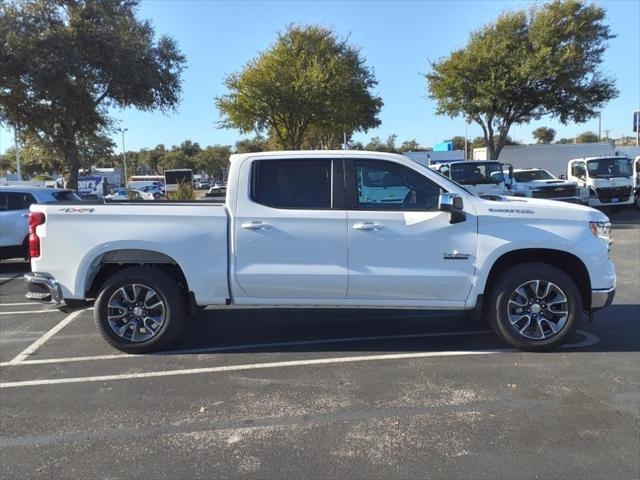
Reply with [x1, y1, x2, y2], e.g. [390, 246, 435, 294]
[28, 212, 46, 258]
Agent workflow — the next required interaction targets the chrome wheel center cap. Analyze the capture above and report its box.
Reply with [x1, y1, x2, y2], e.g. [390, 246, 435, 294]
[531, 304, 542, 314]
[133, 306, 143, 317]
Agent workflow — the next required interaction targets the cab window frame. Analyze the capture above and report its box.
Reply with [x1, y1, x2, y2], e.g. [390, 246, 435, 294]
[249, 158, 345, 210]
[344, 158, 444, 211]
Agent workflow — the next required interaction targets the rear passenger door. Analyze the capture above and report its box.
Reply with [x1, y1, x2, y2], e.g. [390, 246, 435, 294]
[0, 191, 35, 248]
[233, 157, 348, 300]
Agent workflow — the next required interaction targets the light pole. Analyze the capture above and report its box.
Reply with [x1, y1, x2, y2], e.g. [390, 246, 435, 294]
[14, 127, 21, 181]
[119, 128, 128, 187]
[598, 112, 601, 142]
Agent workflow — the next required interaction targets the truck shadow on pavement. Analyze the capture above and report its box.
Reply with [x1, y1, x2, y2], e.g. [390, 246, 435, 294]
[168, 303, 639, 355]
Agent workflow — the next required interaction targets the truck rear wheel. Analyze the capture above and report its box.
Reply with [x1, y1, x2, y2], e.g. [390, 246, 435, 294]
[94, 266, 185, 353]
[487, 262, 582, 351]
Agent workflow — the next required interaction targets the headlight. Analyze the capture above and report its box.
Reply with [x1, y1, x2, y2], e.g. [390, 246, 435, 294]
[589, 221, 611, 244]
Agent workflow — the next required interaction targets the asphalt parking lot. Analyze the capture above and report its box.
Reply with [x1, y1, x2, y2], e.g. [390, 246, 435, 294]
[1, 209, 638, 479]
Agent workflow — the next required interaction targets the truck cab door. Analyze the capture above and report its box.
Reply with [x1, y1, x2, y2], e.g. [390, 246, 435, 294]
[344, 158, 477, 306]
[569, 161, 589, 203]
[232, 157, 348, 300]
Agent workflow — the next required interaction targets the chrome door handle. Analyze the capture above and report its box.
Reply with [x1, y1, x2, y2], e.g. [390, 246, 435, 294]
[353, 222, 384, 231]
[241, 221, 271, 230]
[21, 213, 29, 217]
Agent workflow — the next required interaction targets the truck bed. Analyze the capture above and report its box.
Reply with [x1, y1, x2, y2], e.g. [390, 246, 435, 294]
[30, 202, 230, 305]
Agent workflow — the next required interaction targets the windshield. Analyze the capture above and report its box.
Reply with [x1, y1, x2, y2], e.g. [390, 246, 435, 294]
[448, 162, 503, 185]
[587, 158, 632, 178]
[428, 167, 478, 197]
[513, 170, 555, 182]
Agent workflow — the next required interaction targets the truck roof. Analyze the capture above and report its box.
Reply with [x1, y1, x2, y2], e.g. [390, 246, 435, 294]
[0, 185, 69, 193]
[229, 150, 410, 163]
[568, 155, 632, 162]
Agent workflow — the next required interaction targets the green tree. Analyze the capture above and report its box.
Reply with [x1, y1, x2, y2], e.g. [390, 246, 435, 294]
[532, 127, 557, 144]
[451, 136, 466, 152]
[398, 139, 421, 152]
[140, 144, 167, 174]
[160, 150, 194, 171]
[0, 0, 186, 190]
[195, 145, 232, 181]
[576, 131, 599, 143]
[234, 136, 269, 154]
[426, 0, 617, 159]
[216, 25, 383, 150]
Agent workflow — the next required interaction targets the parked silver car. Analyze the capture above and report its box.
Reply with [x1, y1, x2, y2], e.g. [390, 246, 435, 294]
[0, 186, 80, 260]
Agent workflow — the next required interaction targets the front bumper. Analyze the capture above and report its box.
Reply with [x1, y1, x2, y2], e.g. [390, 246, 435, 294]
[591, 286, 615, 311]
[24, 272, 63, 304]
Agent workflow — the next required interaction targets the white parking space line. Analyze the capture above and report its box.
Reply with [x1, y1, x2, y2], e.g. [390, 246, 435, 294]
[6, 310, 86, 365]
[0, 329, 600, 369]
[0, 310, 59, 316]
[0, 329, 496, 367]
[0, 302, 55, 307]
[0, 349, 505, 389]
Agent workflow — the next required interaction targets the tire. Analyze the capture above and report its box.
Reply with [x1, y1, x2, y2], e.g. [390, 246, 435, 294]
[94, 266, 186, 353]
[486, 262, 582, 351]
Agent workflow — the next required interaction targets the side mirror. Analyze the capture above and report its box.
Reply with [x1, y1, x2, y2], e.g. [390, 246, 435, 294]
[559, 174, 566, 179]
[439, 192, 466, 224]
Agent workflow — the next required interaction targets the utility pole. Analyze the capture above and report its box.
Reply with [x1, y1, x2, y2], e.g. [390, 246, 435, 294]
[598, 112, 601, 142]
[120, 128, 128, 187]
[14, 127, 21, 181]
[464, 120, 468, 160]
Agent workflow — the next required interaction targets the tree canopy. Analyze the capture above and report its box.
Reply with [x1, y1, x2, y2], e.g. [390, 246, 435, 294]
[0, 0, 186, 189]
[575, 131, 600, 143]
[532, 127, 557, 144]
[426, 0, 617, 159]
[216, 25, 383, 150]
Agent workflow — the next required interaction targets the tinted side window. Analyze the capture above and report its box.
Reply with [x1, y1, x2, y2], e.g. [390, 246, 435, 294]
[352, 160, 441, 211]
[4, 192, 36, 210]
[251, 160, 332, 209]
[51, 191, 81, 202]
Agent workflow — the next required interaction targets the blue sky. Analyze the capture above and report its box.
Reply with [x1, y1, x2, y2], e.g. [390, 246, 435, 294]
[1, 0, 638, 154]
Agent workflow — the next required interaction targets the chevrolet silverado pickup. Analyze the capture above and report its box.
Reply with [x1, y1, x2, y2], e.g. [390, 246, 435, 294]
[24, 151, 616, 353]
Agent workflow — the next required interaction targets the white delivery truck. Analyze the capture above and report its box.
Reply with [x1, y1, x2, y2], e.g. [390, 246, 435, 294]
[567, 156, 634, 208]
[25, 151, 615, 353]
[431, 160, 512, 198]
[164, 169, 193, 192]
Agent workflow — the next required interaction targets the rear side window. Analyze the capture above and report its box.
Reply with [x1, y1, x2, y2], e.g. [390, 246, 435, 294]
[50, 190, 81, 202]
[0, 192, 36, 210]
[251, 160, 332, 209]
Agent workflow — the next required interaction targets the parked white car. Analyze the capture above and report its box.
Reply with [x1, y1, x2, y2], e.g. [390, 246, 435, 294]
[25, 151, 615, 353]
[105, 188, 143, 201]
[505, 168, 579, 202]
[0, 186, 79, 260]
[567, 156, 634, 207]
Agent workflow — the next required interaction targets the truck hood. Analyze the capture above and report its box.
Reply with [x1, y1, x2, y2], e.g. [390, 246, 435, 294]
[473, 195, 608, 223]
[524, 179, 577, 187]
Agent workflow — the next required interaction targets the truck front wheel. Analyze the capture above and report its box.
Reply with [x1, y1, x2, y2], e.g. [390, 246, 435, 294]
[94, 266, 185, 353]
[487, 262, 582, 351]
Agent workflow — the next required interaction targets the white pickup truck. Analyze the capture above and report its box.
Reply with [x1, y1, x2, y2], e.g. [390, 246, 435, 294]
[505, 168, 580, 203]
[430, 160, 511, 198]
[25, 151, 616, 353]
